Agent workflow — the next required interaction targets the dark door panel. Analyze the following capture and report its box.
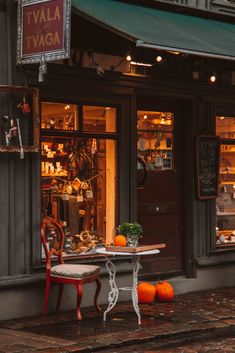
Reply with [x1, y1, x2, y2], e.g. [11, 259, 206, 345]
[137, 106, 183, 275]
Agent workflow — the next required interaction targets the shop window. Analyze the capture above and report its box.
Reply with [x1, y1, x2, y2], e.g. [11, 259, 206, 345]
[41, 103, 78, 131]
[216, 115, 235, 247]
[83, 105, 116, 132]
[41, 102, 117, 258]
[137, 110, 174, 172]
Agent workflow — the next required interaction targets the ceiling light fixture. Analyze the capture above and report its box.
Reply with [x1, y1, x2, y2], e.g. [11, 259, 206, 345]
[168, 51, 180, 55]
[130, 61, 153, 67]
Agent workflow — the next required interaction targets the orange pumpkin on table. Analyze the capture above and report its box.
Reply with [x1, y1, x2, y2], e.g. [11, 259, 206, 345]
[137, 282, 156, 304]
[113, 235, 127, 247]
[155, 281, 174, 302]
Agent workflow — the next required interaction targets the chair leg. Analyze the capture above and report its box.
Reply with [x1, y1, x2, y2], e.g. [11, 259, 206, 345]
[56, 284, 64, 311]
[76, 282, 83, 320]
[94, 278, 102, 313]
[42, 276, 51, 317]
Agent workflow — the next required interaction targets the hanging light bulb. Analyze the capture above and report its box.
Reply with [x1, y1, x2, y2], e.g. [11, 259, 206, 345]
[156, 55, 163, 63]
[209, 74, 216, 83]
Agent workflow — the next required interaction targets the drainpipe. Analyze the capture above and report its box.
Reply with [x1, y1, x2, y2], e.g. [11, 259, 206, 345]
[6, 0, 13, 84]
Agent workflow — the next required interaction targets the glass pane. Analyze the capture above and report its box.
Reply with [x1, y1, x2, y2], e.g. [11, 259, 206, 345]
[83, 105, 116, 132]
[41, 102, 78, 130]
[137, 110, 174, 171]
[216, 143, 235, 246]
[41, 137, 116, 257]
[216, 115, 235, 139]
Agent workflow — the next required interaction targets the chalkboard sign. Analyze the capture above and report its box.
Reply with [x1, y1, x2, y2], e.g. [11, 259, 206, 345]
[196, 135, 220, 200]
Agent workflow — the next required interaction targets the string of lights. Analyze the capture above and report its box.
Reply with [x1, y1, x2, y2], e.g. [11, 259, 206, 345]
[87, 47, 234, 85]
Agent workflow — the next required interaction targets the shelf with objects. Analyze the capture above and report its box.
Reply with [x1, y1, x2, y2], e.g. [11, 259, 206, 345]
[0, 85, 39, 156]
[137, 110, 174, 173]
[216, 115, 235, 247]
[41, 102, 117, 258]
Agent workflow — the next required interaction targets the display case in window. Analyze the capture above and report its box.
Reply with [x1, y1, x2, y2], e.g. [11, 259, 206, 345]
[41, 102, 117, 258]
[216, 115, 235, 246]
[0, 85, 39, 153]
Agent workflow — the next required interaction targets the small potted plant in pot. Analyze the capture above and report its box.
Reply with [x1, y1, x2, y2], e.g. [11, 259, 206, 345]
[118, 222, 143, 247]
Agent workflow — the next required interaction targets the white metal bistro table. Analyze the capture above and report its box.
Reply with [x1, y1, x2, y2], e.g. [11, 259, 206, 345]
[96, 247, 160, 325]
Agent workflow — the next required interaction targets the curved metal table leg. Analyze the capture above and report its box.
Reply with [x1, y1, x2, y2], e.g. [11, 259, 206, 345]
[131, 255, 141, 325]
[103, 258, 119, 322]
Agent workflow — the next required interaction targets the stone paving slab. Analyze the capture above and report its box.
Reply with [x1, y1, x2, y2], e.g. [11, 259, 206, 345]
[0, 287, 234, 353]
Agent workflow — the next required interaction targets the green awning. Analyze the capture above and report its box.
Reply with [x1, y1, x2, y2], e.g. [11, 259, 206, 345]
[72, 0, 235, 61]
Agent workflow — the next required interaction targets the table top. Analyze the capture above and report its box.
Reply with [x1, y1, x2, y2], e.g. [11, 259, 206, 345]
[95, 247, 160, 256]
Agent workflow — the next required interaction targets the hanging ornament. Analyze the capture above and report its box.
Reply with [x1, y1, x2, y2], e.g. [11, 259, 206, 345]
[77, 190, 84, 203]
[72, 177, 81, 191]
[62, 193, 69, 201]
[81, 181, 89, 190]
[18, 96, 30, 114]
[86, 181, 93, 199]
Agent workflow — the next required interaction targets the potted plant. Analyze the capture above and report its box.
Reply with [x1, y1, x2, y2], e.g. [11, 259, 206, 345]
[118, 222, 143, 247]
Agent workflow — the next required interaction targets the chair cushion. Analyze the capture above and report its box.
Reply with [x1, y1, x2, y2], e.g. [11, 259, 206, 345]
[50, 264, 100, 279]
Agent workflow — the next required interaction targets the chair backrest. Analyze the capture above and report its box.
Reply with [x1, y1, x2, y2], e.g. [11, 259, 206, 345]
[41, 217, 65, 268]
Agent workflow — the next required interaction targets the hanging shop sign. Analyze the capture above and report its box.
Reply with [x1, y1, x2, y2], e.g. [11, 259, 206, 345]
[17, 0, 71, 81]
[196, 134, 220, 200]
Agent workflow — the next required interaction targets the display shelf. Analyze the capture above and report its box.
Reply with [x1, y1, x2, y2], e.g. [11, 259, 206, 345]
[217, 212, 235, 216]
[42, 174, 68, 177]
[220, 172, 235, 175]
[138, 148, 172, 151]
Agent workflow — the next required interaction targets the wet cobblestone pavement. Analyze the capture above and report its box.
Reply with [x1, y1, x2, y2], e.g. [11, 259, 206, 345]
[0, 287, 235, 353]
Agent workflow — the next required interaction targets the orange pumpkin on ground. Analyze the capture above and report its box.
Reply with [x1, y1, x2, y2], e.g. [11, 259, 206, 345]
[155, 281, 174, 302]
[137, 282, 156, 304]
[113, 235, 127, 247]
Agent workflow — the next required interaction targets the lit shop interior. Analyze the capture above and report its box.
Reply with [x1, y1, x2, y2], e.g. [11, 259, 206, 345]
[216, 115, 235, 246]
[40, 103, 175, 257]
[41, 102, 117, 257]
[137, 110, 174, 172]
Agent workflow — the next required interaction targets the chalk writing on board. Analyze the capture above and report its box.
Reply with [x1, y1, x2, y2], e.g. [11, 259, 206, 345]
[196, 135, 220, 200]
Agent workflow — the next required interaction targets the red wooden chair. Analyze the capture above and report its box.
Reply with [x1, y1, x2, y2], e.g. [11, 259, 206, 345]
[41, 217, 101, 320]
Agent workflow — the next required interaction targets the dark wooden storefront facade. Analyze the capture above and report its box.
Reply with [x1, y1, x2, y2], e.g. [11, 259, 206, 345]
[0, 0, 235, 320]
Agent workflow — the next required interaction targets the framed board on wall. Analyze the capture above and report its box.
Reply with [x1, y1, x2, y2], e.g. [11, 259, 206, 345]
[0, 85, 39, 154]
[196, 134, 220, 200]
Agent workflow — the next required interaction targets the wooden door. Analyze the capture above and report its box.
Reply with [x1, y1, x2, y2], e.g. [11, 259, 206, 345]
[137, 103, 183, 275]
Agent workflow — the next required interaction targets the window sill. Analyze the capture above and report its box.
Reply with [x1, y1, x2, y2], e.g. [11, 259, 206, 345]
[195, 251, 235, 267]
